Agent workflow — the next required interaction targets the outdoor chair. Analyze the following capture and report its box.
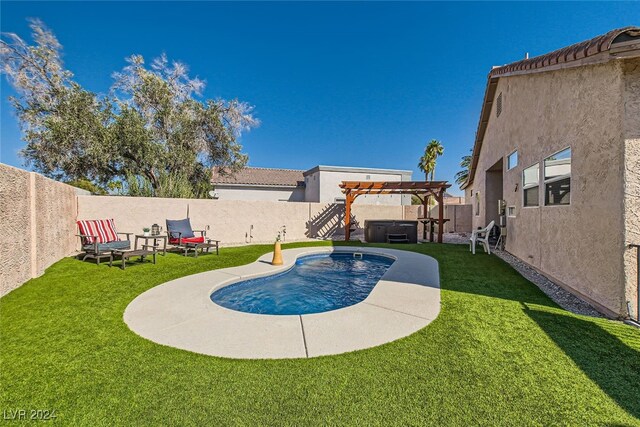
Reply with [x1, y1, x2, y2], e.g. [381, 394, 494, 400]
[77, 219, 132, 265]
[166, 218, 220, 257]
[470, 220, 495, 255]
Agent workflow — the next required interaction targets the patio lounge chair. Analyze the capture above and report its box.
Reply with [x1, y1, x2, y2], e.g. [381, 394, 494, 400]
[77, 219, 132, 265]
[470, 220, 495, 255]
[166, 218, 220, 257]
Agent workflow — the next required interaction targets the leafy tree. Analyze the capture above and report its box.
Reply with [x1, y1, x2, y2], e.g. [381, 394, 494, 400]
[411, 194, 436, 206]
[0, 19, 113, 182]
[1, 20, 258, 198]
[455, 150, 472, 188]
[66, 178, 108, 195]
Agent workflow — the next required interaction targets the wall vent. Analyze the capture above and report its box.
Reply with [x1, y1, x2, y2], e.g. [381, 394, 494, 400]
[496, 92, 503, 117]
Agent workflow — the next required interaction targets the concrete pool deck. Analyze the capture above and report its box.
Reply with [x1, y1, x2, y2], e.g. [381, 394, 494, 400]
[124, 247, 441, 359]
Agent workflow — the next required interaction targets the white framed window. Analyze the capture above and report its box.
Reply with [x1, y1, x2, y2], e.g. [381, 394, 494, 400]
[544, 147, 571, 206]
[522, 163, 540, 207]
[507, 151, 518, 170]
[474, 191, 480, 216]
[507, 206, 516, 217]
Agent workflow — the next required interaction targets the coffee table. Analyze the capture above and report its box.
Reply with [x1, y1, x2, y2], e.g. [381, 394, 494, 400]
[181, 239, 219, 257]
[113, 249, 157, 270]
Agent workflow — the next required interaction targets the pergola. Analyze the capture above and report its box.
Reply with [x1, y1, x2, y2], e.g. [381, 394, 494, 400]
[339, 180, 452, 243]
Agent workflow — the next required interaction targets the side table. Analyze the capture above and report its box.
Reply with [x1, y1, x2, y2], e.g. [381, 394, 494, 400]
[135, 234, 168, 256]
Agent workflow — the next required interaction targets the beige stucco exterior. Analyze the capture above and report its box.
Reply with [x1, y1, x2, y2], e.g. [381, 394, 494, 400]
[213, 185, 305, 202]
[623, 59, 640, 319]
[465, 57, 640, 317]
[304, 166, 413, 205]
[0, 164, 78, 296]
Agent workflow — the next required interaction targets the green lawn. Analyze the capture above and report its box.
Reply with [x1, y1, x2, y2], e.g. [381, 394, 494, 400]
[1, 242, 639, 426]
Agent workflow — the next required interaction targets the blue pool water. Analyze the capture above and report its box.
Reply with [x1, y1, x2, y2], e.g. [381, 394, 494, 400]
[211, 253, 394, 315]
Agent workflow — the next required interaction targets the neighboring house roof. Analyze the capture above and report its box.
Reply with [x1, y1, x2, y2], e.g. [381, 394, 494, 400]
[213, 165, 414, 188]
[212, 167, 305, 188]
[303, 165, 413, 177]
[462, 26, 640, 190]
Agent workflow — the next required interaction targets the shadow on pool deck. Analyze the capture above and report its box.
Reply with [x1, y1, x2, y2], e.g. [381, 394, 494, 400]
[523, 304, 640, 420]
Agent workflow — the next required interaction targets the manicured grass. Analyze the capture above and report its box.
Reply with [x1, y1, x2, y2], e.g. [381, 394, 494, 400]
[1, 242, 639, 426]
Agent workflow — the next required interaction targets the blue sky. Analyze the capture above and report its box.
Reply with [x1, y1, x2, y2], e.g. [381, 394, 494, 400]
[1, 2, 638, 195]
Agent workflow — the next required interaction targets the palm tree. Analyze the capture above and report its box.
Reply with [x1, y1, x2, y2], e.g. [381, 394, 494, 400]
[426, 139, 444, 181]
[418, 139, 444, 210]
[417, 152, 433, 182]
[418, 139, 444, 182]
[455, 150, 472, 187]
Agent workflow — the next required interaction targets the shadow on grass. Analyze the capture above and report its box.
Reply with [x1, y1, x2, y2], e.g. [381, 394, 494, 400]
[524, 304, 640, 420]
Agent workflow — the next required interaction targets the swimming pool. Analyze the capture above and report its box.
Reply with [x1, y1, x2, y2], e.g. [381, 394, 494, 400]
[211, 253, 394, 315]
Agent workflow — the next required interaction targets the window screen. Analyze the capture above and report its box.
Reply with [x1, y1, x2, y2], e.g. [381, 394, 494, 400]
[522, 163, 539, 207]
[544, 148, 571, 206]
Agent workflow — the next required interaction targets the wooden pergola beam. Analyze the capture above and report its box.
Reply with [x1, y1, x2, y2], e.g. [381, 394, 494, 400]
[340, 181, 450, 191]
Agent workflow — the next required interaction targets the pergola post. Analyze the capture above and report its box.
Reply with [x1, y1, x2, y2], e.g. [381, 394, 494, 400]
[437, 188, 445, 243]
[345, 192, 354, 241]
[423, 195, 428, 219]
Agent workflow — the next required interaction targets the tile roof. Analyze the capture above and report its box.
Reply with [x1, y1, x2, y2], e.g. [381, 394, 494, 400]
[212, 167, 305, 187]
[462, 26, 640, 190]
[489, 27, 640, 78]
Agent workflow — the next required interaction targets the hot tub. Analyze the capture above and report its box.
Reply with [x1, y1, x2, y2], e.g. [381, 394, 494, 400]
[364, 220, 418, 244]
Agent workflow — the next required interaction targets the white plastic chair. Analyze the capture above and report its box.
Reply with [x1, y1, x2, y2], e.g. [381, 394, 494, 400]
[470, 220, 495, 255]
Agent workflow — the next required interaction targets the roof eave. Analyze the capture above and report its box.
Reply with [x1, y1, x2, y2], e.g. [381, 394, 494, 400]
[212, 183, 303, 189]
[465, 76, 499, 188]
[464, 27, 640, 190]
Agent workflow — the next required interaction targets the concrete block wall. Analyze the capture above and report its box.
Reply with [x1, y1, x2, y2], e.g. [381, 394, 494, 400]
[77, 196, 418, 246]
[0, 164, 78, 296]
[428, 204, 473, 233]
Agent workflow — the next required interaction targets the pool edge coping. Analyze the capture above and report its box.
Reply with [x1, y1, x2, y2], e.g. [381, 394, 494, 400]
[124, 246, 441, 359]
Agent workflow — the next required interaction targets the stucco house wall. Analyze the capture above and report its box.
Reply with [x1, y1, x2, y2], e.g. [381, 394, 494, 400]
[304, 171, 321, 203]
[467, 60, 631, 316]
[623, 58, 640, 319]
[214, 185, 305, 202]
[304, 166, 413, 205]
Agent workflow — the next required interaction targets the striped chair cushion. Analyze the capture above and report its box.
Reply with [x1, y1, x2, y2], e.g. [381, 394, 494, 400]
[77, 219, 120, 244]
